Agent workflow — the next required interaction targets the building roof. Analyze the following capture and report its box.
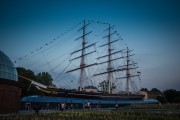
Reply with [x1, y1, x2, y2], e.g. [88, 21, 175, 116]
[21, 96, 159, 104]
[0, 50, 18, 81]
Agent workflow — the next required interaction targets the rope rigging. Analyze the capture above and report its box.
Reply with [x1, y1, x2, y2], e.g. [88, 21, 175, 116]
[14, 21, 83, 63]
[54, 60, 71, 83]
[14, 20, 141, 92]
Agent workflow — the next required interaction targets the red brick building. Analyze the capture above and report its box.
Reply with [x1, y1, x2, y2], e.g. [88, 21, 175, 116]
[0, 51, 21, 114]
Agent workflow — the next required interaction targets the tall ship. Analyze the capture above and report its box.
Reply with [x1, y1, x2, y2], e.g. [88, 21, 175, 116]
[19, 20, 145, 104]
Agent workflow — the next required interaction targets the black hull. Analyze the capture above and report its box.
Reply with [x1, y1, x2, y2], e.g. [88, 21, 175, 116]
[43, 89, 144, 101]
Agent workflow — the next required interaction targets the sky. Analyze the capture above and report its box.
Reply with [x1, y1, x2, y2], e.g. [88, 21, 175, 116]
[0, 0, 180, 91]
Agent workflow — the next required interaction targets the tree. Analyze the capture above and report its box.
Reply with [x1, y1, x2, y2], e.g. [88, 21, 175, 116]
[17, 67, 54, 97]
[36, 72, 53, 86]
[174, 91, 180, 103]
[151, 88, 161, 93]
[156, 96, 168, 104]
[140, 88, 148, 92]
[17, 67, 43, 97]
[164, 89, 177, 103]
[98, 80, 116, 92]
[174, 97, 180, 103]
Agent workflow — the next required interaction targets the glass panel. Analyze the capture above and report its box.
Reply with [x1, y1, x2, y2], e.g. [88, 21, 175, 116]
[0, 51, 18, 81]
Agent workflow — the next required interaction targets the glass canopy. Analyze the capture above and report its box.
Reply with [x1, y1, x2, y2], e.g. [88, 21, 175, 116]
[0, 50, 18, 81]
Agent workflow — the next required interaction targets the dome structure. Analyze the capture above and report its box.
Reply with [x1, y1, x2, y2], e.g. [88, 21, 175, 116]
[0, 50, 20, 114]
[0, 50, 18, 81]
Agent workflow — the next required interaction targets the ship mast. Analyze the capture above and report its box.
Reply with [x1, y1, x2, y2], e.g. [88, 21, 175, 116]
[116, 47, 140, 94]
[67, 20, 140, 93]
[94, 24, 119, 94]
[94, 27, 139, 94]
[107, 24, 112, 93]
[126, 47, 130, 93]
[66, 20, 97, 91]
[79, 20, 86, 91]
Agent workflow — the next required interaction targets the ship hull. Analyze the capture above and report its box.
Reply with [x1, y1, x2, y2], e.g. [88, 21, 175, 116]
[20, 95, 158, 110]
[23, 87, 148, 110]
[38, 87, 144, 101]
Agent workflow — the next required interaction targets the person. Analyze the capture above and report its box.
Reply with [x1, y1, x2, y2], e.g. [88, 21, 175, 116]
[61, 103, 65, 111]
[46, 103, 49, 110]
[57, 103, 60, 111]
[70, 104, 74, 110]
[87, 102, 91, 109]
[96, 104, 99, 109]
[115, 104, 118, 110]
[34, 105, 39, 114]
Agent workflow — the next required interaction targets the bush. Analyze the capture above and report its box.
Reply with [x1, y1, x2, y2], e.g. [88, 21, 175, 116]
[174, 97, 180, 103]
[156, 95, 168, 104]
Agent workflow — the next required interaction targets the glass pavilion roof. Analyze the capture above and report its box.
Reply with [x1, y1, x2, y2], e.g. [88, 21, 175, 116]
[0, 50, 18, 81]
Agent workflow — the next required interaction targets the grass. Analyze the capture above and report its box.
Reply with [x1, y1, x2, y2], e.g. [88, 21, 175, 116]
[1, 104, 180, 120]
[130, 103, 180, 109]
[0, 110, 180, 120]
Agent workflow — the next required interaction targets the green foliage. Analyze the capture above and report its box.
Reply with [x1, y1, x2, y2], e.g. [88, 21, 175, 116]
[36, 72, 53, 86]
[98, 80, 116, 92]
[130, 103, 180, 109]
[174, 97, 180, 103]
[151, 88, 161, 93]
[140, 88, 148, 92]
[1, 111, 180, 120]
[156, 95, 168, 104]
[17, 67, 54, 97]
[17, 67, 38, 97]
[164, 89, 177, 103]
